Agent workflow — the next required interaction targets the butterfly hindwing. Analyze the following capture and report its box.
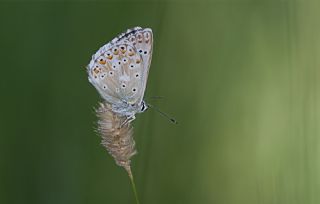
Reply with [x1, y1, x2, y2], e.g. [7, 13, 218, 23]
[88, 27, 153, 107]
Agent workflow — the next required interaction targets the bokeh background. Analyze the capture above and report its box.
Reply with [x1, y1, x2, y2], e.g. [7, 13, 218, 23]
[1, 0, 320, 204]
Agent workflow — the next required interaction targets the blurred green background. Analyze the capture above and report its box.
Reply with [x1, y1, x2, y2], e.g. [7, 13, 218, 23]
[1, 0, 320, 204]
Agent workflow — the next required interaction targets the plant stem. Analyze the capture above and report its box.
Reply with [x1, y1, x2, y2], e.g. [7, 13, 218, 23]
[130, 174, 140, 204]
[125, 165, 140, 204]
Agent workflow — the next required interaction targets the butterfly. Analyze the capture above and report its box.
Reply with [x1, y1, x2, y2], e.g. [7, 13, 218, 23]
[87, 27, 153, 124]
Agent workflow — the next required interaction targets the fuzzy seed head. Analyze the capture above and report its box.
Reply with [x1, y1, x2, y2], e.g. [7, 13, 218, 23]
[96, 103, 136, 176]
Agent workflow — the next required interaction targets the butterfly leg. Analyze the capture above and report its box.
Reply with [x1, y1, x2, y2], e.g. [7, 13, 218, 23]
[126, 114, 136, 124]
[120, 114, 136, 128]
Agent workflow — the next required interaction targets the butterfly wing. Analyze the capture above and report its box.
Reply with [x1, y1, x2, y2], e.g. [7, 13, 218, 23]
[87, 27, 153, 107]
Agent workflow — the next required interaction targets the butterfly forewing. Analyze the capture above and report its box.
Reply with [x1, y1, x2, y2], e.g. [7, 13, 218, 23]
[88, 27, 153, 108]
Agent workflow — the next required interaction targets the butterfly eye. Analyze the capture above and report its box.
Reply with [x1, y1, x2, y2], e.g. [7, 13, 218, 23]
[119, 45, 126, 53]
[103, 85, 107, 90]
[121, 83, 126, 89]
[98, 56, 106, 65]
[105, 51, 113, 60]
[138, 49, 143, 53]
[143, 51, 148, 55]
[140, 102, 147, 112]
[132, 88, 137, 93]
[112, 47, 119, 55]
[109, 71, 114, 76]
[135, 73, 140, 78]
[136, 33, 143, 43]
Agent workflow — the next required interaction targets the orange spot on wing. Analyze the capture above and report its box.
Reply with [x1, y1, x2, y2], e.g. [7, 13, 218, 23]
[93, 68, 100, 74]
[99, 60, 106, 65]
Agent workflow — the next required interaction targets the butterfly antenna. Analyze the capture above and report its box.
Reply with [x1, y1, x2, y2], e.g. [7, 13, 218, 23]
[147, 103, 178, 124]
[146, 96, 165, 100]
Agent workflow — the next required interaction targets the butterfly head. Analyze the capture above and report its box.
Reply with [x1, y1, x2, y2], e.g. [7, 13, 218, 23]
[128, 100, 148, 113]
[140, 100, 148, 112]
